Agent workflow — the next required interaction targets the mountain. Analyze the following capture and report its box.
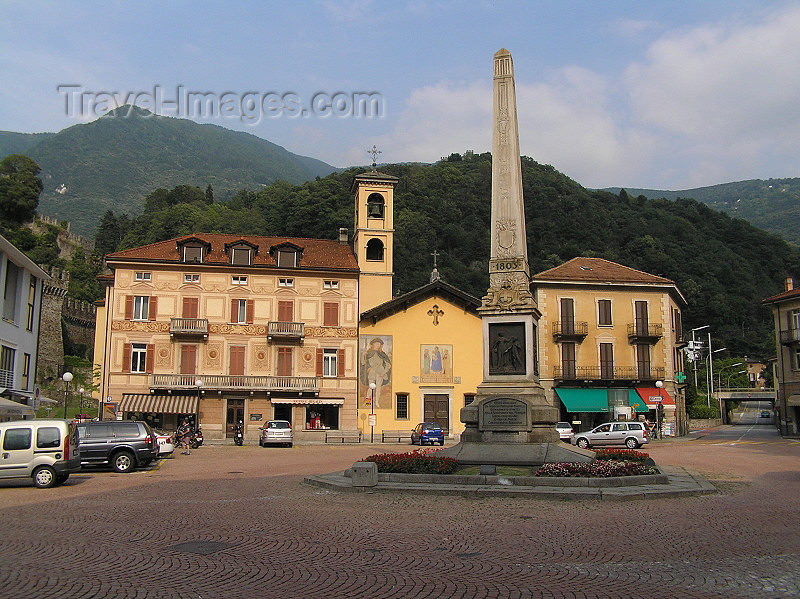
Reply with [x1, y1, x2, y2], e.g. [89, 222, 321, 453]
[602, 179, 800, 245]
[0, 131, 55, 157]
[104, 153, 800, 360]
[4, 106, 337, 236]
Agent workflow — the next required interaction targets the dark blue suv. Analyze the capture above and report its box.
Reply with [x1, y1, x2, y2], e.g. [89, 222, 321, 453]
[411, 422, 445, 446]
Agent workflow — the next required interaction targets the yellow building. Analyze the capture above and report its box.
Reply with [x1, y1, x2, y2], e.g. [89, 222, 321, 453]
[358, 278, 483, 439]
[531, 257, 688, 436]
[94, 233, 361, 442]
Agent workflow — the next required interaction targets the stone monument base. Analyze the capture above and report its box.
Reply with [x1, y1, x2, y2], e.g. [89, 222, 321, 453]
[440, 442, 594, 466]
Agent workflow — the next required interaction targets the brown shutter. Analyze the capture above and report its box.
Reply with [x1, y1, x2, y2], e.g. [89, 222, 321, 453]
[125, 296, 133, 320]
[246, 299, 254, 324]
[122, 343, 132, 373]
[229, 346, 245, 376]
[231, 299, 238, 323]
[337, 349, 345, 377]
[149, 296, 158, 321]
[183, 297, 199, 318]
[145, 344, 155, 374]
[316, 348, 324, 376]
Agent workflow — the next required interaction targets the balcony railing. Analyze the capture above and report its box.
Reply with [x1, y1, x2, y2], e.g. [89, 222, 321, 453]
[627, 323, 663, 342]
[151, 374, 319, 393]
[553, 365, 666, 382]
[779, 328, 800, 345]
[170, 318, 209, 338]
[0, 368, 13, 388]
[267, 321, 305, 343]
[552, 321, 588, 341]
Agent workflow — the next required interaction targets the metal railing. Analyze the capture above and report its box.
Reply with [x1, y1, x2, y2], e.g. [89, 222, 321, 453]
[169, 318, 209, 336]
[553, 365, 665, 381]
[151, 374, 319, 392]
[779, 329, 800, 344]
[552, 321, 588, 338]
[267, 321, 305, 340]
[627, 323, 663, 338]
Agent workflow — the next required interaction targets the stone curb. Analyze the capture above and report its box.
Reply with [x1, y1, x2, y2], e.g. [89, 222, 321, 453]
[303, 465, 716, 500]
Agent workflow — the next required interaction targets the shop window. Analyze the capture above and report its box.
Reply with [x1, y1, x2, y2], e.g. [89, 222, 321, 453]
[306, 405, 339, 430]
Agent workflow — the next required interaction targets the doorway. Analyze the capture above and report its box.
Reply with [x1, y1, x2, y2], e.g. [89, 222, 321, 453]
[423, 394, 449, 434]
[226, 399, 245, 438]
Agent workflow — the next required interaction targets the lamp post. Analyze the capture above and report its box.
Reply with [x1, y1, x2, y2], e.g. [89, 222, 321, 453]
[194, 379, 203, 429]
[655, 380, 664, 439]
[709, 345, 726, 409]
[369, 382, 376, 443]
[78, 387, 84, 415]
[62, 372, 73, 419]
[690, 325, 710, 390]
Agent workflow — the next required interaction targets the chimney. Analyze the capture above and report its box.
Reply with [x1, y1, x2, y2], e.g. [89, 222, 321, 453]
[338, 228, 348, 244]
[786, 277, 794, 292]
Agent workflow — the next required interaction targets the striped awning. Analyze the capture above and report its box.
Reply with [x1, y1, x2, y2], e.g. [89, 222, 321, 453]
[119, 394, 199, 414]
[271, 397, 345, 405]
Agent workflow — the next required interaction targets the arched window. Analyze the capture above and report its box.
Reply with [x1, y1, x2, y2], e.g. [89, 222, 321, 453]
[366, 238, 384, 261]
[367, 193, 384, 219]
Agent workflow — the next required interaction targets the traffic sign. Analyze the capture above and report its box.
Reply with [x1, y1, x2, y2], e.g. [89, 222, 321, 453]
[649, 396, 663, 403]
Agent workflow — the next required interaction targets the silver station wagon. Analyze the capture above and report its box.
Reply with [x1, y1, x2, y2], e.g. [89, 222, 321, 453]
[570, 421, 649, 449]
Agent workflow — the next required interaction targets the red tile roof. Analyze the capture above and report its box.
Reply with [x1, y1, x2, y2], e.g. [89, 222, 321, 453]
[532, 257, 675, 285]
[763, 287, 800, 304]
[105, 233, 359, 271]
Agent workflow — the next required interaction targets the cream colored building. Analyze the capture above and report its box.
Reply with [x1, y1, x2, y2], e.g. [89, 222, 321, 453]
[532, 257, 688, 436]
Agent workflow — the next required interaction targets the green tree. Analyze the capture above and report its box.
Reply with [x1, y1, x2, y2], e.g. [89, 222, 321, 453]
[0, 154, 43, 226]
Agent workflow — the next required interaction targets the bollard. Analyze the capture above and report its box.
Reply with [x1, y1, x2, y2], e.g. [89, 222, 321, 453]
[351, 462, 378, 487]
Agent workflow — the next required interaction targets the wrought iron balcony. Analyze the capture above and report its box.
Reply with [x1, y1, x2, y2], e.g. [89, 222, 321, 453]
[553, 365, 665, 383]
[627, 323, 663, 343]
[552, 321, 589, 342]
[779, 328, 800, 345]
[169, 318, 209, 339]
[267, 321, 305, 343]
[150, 374, 319, 394]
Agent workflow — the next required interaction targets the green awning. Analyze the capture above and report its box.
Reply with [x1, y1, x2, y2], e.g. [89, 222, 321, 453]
[555, 388, 650, 413]
[555, 388, 611, 413]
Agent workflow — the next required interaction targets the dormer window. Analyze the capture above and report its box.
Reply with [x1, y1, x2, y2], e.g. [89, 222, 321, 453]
[270, 242, 303, 268]
[277, 250, 297, 267]
[225, 240, 258, 266]
[183, 246, 204, 263]
[367, 192, 385, 219]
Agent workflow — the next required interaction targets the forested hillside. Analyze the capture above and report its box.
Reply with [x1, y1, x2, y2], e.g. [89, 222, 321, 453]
[96, 153, 800, 359]
[604, 179, 800, 246]
[4, 107, 337, 237]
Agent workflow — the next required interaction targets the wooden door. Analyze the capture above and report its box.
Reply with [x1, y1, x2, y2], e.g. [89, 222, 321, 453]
[600, 343, 614, 380]
[423, 394, 449, 434]
[226, 399, 245, 437]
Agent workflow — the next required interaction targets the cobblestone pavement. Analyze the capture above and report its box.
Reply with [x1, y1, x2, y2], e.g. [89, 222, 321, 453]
[1, 434, 799, 599]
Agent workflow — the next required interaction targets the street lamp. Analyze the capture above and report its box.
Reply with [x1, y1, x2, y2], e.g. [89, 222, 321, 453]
[194, 379, 203, 429]
[78, 387, 84, 415]
[61, 372, 73, 419]
[369, 382, 376, 443]
[690, 325, 710, 389]
[655, 380, 664, 440]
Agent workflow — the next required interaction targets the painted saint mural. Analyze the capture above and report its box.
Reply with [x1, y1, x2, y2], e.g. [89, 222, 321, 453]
[420, 344, 453, 384]
[359, 336, 392, 409]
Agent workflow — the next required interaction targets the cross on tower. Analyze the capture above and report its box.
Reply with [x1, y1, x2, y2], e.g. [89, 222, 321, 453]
[431, 249, 440, 269]
[368, 145, 382, 171]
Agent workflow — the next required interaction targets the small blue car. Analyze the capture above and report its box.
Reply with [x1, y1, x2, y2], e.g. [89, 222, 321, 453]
[411, 422, 445, 446]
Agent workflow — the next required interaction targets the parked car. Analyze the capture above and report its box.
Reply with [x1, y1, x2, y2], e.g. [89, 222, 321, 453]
[411, 422, 445, 446]
[76, 420, 159, 472]
[555, 421, 574, 441]
[0, 419, 81, 488]
[154, 430, 174, 457]
[259, 420, 293, 447]
[570, 421, 649, 449]
[760, 410, 771, 418]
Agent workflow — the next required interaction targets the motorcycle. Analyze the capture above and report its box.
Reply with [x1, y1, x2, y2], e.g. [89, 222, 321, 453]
[234, 422, 244, 446]
[191, 426, 204, 449]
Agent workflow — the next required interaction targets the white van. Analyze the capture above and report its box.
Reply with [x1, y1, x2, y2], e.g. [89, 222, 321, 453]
[0, 419, 81, 488]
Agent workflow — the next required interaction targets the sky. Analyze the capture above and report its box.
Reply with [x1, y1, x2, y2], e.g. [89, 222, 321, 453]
[2, 0, 800, 190]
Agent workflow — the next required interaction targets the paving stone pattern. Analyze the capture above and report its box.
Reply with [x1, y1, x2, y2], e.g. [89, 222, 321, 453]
[0, 438, 798, 599]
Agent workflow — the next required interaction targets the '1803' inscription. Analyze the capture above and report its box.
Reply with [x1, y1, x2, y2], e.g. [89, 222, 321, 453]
[480, 397, 529, 431]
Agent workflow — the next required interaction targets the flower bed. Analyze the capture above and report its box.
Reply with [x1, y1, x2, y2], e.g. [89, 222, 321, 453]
[535, 460, 659, 477]
[593, 448, 650, 462]
[360, 448, 458, 474]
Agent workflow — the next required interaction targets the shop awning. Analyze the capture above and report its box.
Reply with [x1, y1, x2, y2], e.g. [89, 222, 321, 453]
[0, 397, 35, 417]
[271, 397, 345, 405]
[635, 387, 676, 408]
[119, 394, 199, 414]
[555, 388, 611, 413]
[786, 394, 800, 407]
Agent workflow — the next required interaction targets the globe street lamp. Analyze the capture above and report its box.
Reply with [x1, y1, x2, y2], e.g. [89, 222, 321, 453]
[369, 382, 377, 443]
[194, 379, 203, 430]
[62, 372, 73, 419]
[78, 387, 85, 415]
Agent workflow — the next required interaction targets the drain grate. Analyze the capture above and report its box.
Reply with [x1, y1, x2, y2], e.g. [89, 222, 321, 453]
[169, 541, 235, 555]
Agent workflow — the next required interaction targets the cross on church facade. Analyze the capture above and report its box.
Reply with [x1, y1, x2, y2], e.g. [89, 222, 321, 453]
[427, 304, 444, 326]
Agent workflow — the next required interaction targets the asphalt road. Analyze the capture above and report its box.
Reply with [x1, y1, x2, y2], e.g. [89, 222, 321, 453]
[1, 430, 799, 599]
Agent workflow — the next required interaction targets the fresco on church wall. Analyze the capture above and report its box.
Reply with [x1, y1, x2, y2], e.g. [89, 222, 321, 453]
[359, 335, 392, 409]
[420, 344, 453, 384]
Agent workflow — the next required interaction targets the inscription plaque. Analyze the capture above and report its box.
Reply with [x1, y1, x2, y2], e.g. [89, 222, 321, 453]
[480, 397, 530, 431]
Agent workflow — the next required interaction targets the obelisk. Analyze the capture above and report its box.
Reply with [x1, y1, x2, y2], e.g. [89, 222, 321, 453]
[460, 48, 560, 445]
